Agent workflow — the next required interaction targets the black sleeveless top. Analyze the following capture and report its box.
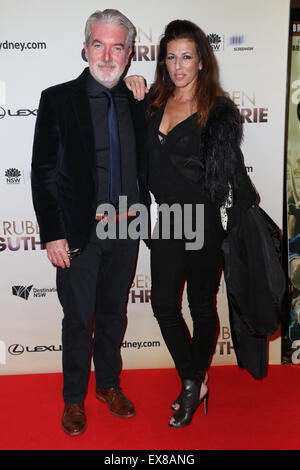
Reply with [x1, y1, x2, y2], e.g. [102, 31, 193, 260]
[148, 105, 214, 207]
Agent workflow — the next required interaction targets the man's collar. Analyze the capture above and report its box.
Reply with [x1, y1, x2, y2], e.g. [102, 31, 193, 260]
[86, 70, 125, 96]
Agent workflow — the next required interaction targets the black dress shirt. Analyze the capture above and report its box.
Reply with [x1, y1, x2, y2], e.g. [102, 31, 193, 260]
[86, 72, 139, 212]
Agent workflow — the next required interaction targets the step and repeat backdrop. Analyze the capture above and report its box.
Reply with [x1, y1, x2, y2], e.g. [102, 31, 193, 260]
[0, 0, 290, 374]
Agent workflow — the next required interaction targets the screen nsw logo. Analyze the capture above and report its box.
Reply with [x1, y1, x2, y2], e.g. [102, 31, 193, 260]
[227, 34, 254, 52]
[207, 33, 254, 53]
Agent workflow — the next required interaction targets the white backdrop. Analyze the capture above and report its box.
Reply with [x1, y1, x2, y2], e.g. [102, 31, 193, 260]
[0, 0, 290, 374]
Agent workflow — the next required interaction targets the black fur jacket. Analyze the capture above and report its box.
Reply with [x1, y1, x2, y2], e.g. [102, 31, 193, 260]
[197, 96, 257, 225]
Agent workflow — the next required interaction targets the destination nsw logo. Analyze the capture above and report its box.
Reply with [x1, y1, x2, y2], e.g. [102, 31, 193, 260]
[12, 284, 56, 300]
[12, 285, 33, 300]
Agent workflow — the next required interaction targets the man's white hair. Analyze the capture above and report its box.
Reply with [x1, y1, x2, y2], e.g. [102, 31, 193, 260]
[85, 9, 136, 50]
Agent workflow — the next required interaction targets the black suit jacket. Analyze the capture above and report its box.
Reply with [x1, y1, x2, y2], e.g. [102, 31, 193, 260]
[31, 67, 150, 249]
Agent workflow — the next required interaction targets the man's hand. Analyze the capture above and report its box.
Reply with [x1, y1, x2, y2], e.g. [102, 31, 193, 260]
[124, 75, 149, 101]
[46, 238, 71, 268]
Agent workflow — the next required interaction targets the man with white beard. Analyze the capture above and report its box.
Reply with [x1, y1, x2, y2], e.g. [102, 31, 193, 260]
[31, 9, 150, 436]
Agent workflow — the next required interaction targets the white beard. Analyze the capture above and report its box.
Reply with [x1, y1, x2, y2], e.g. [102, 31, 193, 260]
[89, 61, 126, 88]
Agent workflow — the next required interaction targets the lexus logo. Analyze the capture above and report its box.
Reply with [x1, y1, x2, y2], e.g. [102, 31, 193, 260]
[8, 344, 24, 355]
[0, 107, 37, 119]
[8, 343, 62, 355]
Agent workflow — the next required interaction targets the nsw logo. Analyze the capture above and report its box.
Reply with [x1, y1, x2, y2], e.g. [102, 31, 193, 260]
[207, 33, 224, 52]
[5, 168, 23, 184]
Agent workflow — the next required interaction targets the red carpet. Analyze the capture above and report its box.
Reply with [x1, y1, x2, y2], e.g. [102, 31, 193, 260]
[0, 365, 299, 450]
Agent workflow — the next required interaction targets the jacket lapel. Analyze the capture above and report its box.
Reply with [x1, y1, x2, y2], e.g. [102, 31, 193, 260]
[69, 68, 95, 164]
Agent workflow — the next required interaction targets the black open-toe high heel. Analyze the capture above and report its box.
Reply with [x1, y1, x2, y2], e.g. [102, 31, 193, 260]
[168, 377, 208, 428]
[171, 371, 208, 411]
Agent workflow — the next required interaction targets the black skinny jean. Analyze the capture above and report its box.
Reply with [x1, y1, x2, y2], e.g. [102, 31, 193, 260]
[150, 210, 225, 380]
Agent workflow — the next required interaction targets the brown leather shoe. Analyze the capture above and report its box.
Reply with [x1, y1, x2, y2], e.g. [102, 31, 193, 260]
[96, 387, 136, 418]
[61, 402, 87, 436]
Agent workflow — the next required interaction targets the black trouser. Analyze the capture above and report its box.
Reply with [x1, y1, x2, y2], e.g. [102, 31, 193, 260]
[56, 222, 138, 404]
[150, 208, 224, 380]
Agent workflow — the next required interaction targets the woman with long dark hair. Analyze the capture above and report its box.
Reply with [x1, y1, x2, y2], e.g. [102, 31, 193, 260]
[126, 19, 257, 428]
